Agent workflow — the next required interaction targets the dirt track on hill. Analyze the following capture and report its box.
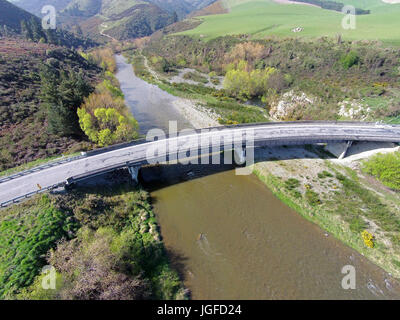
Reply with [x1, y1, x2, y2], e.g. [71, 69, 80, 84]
[272, 0, 321, 8]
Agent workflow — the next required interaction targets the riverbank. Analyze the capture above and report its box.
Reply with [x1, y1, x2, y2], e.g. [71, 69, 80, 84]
[122, 51, 269, 126]
[252, 144, 400, 279]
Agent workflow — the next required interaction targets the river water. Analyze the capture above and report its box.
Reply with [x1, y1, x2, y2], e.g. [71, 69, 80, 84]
[115, 55, 400, 300]
[115, 55, 192, 134]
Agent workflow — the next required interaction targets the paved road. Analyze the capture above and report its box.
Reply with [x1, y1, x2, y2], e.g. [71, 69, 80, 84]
[1, 122, 399, 206]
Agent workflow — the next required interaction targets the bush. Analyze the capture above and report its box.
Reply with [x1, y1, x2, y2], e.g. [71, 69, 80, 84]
[305, 189, 321, 206]
[19, 186, 185, 300]
[99, 79, 124, 99]
[340, 51, 359, 69]
[223, 60, 277, 99]
[362, 152, 400, 190]
[78, 91, 139, 147]
[46, 228, 152, 300]
[362, 230, 374, 248]
[318, 170, 333, 179]
[349, 216, 367, 233]
[284, 178, 300, 190]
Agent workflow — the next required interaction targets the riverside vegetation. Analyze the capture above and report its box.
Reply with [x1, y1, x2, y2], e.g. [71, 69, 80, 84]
[77, 48, 140, 146]
[0, 174, 186, 299]
[0, 41, 140, 171]
[362, 152, 400, 191]
[0, 4, 179, 297]
[139, 34, 400, 123]
[252, 146, 400, 278]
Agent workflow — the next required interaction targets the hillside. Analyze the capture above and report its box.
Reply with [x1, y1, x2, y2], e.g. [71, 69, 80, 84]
[54, 0, 217, 41]
[0, 38, 100, 171]
[0, 0, 96, 47]
[58, 0, 175, 40]
[7, 0, 218, 41]
[8, 0, 71, 17]
[0, 0, 34, 32]
[150, 0, 217, 19]
[179, 0, 400, 45]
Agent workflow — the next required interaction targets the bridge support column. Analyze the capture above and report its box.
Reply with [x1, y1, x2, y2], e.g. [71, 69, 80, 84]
[65, 177, 75, 190]
[128, 166, 140, 184]
[339, 141, 353, 160]
[234, 147, 246, 166]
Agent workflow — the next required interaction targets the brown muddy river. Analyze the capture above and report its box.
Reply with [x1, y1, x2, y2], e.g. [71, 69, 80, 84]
[115, 55, 400, 299]
[146, 166, 400, 300]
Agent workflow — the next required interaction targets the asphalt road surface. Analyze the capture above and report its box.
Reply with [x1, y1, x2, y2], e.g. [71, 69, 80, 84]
[1, 122, 399, 206]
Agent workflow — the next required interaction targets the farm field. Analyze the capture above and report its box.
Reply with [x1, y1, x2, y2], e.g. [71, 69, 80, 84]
[179, 0, 400, 45]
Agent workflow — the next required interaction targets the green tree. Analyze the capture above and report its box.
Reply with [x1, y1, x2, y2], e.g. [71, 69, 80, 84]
[78, 105, 139, 147]
[172, 11, 178, 23]
[20, 20, 33, 40]
[40, 65, 93, 136]
[340, 51, 360, 69]
[223, 60, 277, 100]
[30, 16, 45, 42]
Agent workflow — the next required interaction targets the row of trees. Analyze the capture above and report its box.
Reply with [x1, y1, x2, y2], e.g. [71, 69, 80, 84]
[295, 0, 370, 15]
[40, 65, 93, 137]
[0, 25, 16, 37]
[20, 17, 94, 48]
[81, 48, 117, 73]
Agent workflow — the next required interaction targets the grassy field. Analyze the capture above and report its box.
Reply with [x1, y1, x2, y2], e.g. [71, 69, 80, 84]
[180, 0, 400, 45]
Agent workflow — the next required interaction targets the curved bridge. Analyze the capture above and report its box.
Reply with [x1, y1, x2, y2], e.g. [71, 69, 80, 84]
[1, 121, 399, 207]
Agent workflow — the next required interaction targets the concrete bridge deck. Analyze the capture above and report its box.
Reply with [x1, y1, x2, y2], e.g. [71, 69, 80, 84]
[1, 121, 399, 207]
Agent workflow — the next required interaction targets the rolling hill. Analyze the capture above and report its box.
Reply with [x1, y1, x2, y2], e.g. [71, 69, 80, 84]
[8, 0, 218, 40]
[0, 0, 35, 32]
[57, 0, 177, 40]
[150, 0, 217, 18]
[0, 0, 95, 47]
[7, 0, 71, 17]
[179, 0, 400, 45]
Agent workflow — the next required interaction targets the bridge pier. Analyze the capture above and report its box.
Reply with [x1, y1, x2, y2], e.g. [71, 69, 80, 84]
[234, 147, 246, 166]
[128, 166, 140, 184]
[338, 141, 353, 160]
[324, 141, 354, 159]
[64, 177, 75, 190]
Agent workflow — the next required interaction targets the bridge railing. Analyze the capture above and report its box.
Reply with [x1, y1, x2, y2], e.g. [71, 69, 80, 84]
[0, 182, 64, 208]
[83, 120, 396, 156]
[0, 121, 398, 185]
[0, 155, 85, 184]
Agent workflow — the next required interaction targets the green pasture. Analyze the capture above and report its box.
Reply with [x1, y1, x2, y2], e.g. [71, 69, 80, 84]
[179, 0, 400, 45]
